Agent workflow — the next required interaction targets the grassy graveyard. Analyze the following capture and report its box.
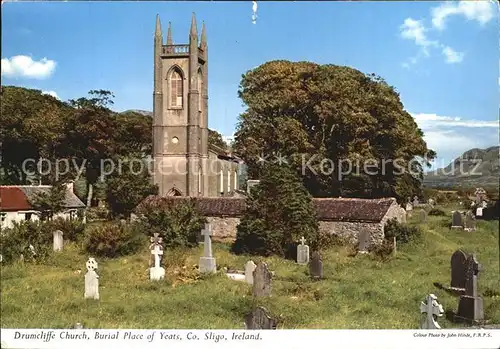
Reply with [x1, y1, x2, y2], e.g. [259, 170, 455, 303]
[1, 206, 499, 329]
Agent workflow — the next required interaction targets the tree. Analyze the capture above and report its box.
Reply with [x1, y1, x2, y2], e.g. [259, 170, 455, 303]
[231, 162, 319, 257]
[208, 129, 228, 151]
[105, 159, 158, 219]
[30, 182, 67, 221]
[233, 61, 435, 200]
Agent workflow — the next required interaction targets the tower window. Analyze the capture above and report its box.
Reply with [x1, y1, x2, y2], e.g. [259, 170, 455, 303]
[169, 69, 183, 108]
[198, 70, 203, 112]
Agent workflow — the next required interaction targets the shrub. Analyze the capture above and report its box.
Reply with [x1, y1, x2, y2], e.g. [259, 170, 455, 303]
[231, 163, 319, 257]
[134, 196, 206, 249]
[371, 239, 395, 261]
[46, 217, 85, 242]
[86, 206, 110, 221]
[384, 218, 421, 244]
[83, 222, 146, 258]
[0, 221, 52, 264]
[428, 208, 446, 216]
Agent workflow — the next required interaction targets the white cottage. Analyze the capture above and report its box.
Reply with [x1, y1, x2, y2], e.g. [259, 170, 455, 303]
[0, 183, 85, 229]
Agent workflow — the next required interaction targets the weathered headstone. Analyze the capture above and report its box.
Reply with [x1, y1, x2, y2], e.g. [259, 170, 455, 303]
[420, 294, 444, 329]
[456, 255, 484, 323]
[74, 323, 84, 329]
[150, 243, 165, 281]
[244, 306, 277, 329]
[245, 260, 257, 285]
[297, 236, 310, 264]
[309, 251, 323, 279]
[451, 249, 468, 289]
[405, 202, 413, 212]
[252, 262, 272, 297]
[413, 196, 419, 207]
[464, 211, 476, 232]
[199, 223, 216, 273]
[451, 211, 463, 229]
[476, 207, 483, 217]
[419, 209, 427, 223]
[53, 230, 64, 252]
[357, 230, 370, 254]
[84, 257, 99, 300]
[428, 198, 435, 207]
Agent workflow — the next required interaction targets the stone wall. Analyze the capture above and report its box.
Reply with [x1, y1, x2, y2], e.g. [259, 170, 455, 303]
[207, 216, 240, 239]
[318, 221, 383, 247]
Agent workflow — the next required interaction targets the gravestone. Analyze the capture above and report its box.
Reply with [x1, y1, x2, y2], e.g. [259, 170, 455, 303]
[357, 230, 370, 254]
[53, 230, 64, 252]
[252, 262, 272, 297]
[244, 306, 277, 329]
[413, 196, 419, 206]
[428, 198, 435, 207]
[0, 254, 3, 263]
[149, 233, 163, 266]
[456, 255, 484, 323]
[476, 207, 483, 217]
[296, 236, 310, 264]
[451, 211, 463, 229]
[451, 250, 468, 289]
[420, 294, 444, 329]
[419, 209, 427, 223]
[405, 202, 413, 212]
[199, 223, 216, 273]
[309, 251, 323, 279]
[245, 260, 257, 285]
[84, 257, 99, 300]
[464, 211, 476, 232]
[74, 323, 84, 329]
[149, 243, 165, 281]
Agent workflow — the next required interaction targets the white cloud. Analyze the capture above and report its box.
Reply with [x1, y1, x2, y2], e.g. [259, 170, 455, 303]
[431, 0, 495, 30]
[400, 18, 437, 56]
[412, 112, 498, 128]
[1, 55, 56, 79]
[441, 46, 465, 64]
[42, 90, 59, 99]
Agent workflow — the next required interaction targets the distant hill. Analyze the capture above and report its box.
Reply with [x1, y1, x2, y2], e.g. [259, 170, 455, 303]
[424, 146, 500, 188]
[121, 109, 153, 117]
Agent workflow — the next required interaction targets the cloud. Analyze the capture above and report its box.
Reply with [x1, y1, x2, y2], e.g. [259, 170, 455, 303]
[1, 55, 56, 79]
[400, 18, 437, 56]
[431, 0, 495, 30]
[412, 112, 498, 128]
[441, 46, 465, 64]
[42, 90, 60, 99]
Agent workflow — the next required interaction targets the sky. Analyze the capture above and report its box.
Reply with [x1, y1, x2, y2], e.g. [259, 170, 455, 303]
[1, 0, 499, 170]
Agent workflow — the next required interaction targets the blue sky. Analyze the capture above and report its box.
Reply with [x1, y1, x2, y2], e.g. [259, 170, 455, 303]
[2, 0, 498, 169]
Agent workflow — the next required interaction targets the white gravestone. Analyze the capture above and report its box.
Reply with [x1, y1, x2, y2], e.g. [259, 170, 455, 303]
[53, 230, 64, 252]
[245, 260, 257, 284]
[150, 244, 165, 281]
[297, 237, 310, 265]
[199, 223, 216, 273]
[420, 294, 444, 329]
[84, 257, 99, 300]
[476, 207, 483, 217]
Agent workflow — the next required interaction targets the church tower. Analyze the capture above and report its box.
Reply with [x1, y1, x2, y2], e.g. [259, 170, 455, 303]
[153, 13, 209, 197]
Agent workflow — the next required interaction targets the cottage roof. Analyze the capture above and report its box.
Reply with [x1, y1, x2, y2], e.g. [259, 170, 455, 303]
[140, 196, 396, 223]
[0, 185, 85, 211]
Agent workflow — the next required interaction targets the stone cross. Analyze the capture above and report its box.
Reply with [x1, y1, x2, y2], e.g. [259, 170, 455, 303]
[149, 233, 164, 267]
[151, 244, 163, 268]
[309, 251, 323, 279]
[245, 260, 257, 285]
[244, 306, 277, 330]
[457, 255, 484, 322]
[451, 211, 463, 229]
[413, 196, 419, 206]
[53, 230, 64, 252]
[464, 211, 476, 232]
[84, 257, 99, 300]
[199, 223, 216, 273]
[296, 236, 310, 265]
[451, 249, 468, 289]
[252, 262, 272, 297]
[420, 294, 444, 329]
[149, 243, 165, 281]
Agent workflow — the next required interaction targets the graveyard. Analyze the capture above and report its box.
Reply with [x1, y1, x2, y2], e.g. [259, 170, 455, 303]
[1, 203, 498, 329]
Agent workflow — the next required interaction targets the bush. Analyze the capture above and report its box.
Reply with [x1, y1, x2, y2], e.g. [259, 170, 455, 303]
[83, 222, 146, 258]
[371, 239, 395, 261]
[0, 221, 52, 264]
[231, 163, 319, 257]
[384, 218, 422, 244]
[46, 217, 85, 242]
[134, 196, 206, 249]
[86, 206, 110, 221]
[428, 208, 446, 216]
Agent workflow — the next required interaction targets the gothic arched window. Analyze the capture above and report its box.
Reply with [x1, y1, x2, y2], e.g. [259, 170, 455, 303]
[169, 68, 183, 108]
[198, 69, 203, 112]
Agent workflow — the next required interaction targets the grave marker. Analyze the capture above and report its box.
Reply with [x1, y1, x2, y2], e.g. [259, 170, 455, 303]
[309, 251, 323, 279]
[150, 243, 165, 281]
[199, 224, 216, 273]
[464, 211, 476, 232]
[451, 250, 468, 289]
[451, 211, 463, 229]
[53, 230, 64, 252]
[244, 306, 277, 329]
[84, 257, 99, 300]
[456, 255, 484, 323]
[245, 260, 257, 285]
[297, 236, 310, 265]
[420, 294, 444, 329]
[357, 231, 370, 254]
[252, 262, 272, 297]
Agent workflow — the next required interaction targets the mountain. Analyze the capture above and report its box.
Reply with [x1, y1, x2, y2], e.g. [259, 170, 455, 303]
[424, 146, 500, 188]
[120, 109, 153, 117]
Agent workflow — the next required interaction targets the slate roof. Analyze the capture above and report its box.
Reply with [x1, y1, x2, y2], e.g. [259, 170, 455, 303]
[140, 196, 396, 222]
[0, 185, 86, 211]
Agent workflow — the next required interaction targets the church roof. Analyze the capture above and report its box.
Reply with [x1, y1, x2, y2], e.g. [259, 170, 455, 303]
[139, 196, 396, 222]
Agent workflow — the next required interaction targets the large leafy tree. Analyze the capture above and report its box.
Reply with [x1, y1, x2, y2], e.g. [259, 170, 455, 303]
[231, 162, 319, 257]
[233, 61, 435, 199]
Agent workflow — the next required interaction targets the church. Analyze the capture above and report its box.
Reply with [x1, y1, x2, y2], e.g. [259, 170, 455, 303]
[152, 14, 242, 198]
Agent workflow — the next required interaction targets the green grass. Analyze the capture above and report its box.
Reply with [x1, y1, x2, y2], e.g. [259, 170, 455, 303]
[1, 205, 499, 329]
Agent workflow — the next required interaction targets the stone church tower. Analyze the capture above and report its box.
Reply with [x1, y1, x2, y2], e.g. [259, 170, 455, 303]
[153, 13, 241, 197]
